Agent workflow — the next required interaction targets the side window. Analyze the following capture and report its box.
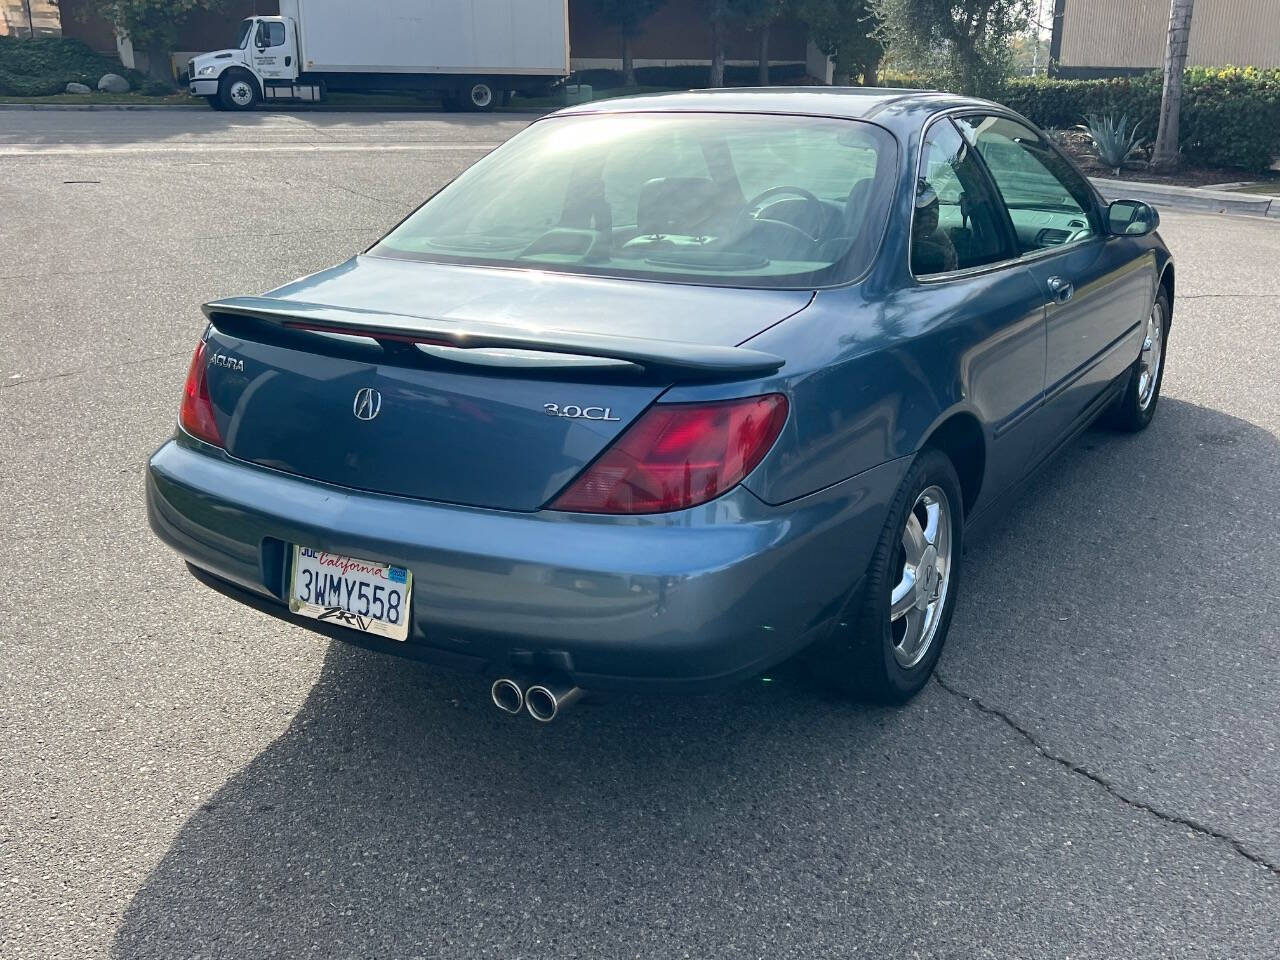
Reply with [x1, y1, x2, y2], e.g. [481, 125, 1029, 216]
[257, 22, 285, 47]
[913, 119, 1013, 277]
[955, 115, 1097, 253]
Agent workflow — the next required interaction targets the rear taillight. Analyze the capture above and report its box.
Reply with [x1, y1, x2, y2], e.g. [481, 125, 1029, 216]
[550, 394, 788, 514]
[179, 339, 223, 447]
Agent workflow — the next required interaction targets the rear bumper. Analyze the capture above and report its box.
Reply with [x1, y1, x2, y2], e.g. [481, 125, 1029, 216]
[146, 438, 906, 692]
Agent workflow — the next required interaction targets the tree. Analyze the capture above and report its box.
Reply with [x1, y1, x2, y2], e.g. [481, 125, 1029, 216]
[874, 0, 1033, 97]
[707, 0, 730, 87]
[589, 0, 667, 87]
[729, 0, 788, 84]
[1151, 0, 1195, 168]
[72, 0, 230, 81]
[797, 0, 883, 85]
[706, 0, 787, 88]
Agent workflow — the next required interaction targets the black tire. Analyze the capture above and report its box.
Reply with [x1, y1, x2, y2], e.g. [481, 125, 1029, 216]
[217, 71, 259, 111]
[459, 80, 496, 112]
[1103, 287, 1170, 432]
[818, 448, 964, 703]
[205, 96, 225, 111]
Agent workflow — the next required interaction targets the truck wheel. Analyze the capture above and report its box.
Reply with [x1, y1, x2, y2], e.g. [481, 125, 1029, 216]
[218, 71, 259, 111]
[205, 96, 226, 111]
[460, 81, 496, 112]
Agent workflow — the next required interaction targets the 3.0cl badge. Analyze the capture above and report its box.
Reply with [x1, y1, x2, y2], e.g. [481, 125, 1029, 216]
[544, 403, 620, 421]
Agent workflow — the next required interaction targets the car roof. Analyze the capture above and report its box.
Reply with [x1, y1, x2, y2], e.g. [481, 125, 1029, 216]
[552, 86, 1002, 123]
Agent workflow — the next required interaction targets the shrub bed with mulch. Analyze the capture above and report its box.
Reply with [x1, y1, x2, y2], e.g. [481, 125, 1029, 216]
[881, 66, 1280, 173]
[0, 35, 155, 96]
[1002, 68, 1280, 173]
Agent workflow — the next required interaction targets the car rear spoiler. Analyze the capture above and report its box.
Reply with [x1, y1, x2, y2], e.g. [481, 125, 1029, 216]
[203, 296, 785, 380]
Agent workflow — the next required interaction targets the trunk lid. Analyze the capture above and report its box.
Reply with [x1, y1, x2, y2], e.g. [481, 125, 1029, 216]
[201, 256, 810, 511]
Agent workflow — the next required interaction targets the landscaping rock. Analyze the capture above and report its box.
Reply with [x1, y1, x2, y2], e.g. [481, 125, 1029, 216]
[97, 73, 130, 94]
[65, 82, 92, 95]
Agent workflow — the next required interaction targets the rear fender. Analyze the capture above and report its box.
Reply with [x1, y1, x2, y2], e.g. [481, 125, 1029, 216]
[664, 283, 961, 505]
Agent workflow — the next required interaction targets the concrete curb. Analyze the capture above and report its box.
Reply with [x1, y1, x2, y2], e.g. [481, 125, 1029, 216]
[1091, 176, 1279, 218]
[0, 102, 545, 114]
[0, 102, 205, 111]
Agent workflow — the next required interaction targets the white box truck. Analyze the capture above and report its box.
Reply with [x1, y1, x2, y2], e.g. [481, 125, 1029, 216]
[187, 0, 569, 111]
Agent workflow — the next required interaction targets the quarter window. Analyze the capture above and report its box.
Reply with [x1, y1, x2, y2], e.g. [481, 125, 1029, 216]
[912, 119, 1013, 277]
[955, 115, 1098, 253]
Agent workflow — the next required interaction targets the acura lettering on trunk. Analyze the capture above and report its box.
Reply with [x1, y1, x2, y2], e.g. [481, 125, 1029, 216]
[147, 89, 1173, 721]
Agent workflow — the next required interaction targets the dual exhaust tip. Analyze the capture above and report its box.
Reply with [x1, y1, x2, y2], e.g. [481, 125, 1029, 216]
[491, 677, 582, 722]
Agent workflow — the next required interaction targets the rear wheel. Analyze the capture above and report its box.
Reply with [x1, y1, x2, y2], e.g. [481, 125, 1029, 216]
[820, 449, 963, 703]
[218, 71, 258, 111]
[1104, 288, 1170, 432]
[459, 81, 496, 112]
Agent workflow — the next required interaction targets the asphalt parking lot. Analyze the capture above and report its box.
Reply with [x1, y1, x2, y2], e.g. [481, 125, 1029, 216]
[1, 109, 1277, 959]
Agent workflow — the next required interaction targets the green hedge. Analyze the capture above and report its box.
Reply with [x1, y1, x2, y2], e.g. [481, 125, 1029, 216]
[879, 66, 1280, 172]
[1002, 67, 1280, 172]
[0, 35, 148, 96]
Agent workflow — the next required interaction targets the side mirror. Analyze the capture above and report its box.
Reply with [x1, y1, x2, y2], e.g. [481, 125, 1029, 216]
[1106, 199, 1160, 237]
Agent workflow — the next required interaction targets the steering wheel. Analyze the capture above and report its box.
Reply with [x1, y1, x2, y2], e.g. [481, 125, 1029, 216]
[744, 185, 829, 241]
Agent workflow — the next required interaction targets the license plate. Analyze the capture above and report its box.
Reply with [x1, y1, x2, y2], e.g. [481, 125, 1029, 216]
[288, 546, 412, 641]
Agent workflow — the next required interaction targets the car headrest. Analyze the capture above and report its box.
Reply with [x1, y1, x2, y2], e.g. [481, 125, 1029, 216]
[843, 177, 875, 235]
[636, 177, 723, 236]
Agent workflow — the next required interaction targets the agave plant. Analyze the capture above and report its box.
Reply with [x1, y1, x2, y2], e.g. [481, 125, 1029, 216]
[1078, 113, 1147, 176]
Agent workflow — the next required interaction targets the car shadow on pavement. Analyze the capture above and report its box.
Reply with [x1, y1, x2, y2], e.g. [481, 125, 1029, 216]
[110, 397, 1279, 958]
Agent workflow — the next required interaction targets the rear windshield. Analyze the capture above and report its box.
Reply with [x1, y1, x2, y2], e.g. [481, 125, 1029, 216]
[371, 112, 898, 289]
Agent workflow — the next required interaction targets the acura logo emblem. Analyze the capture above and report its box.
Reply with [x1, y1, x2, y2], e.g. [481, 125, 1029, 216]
[353, 387, 382, 421]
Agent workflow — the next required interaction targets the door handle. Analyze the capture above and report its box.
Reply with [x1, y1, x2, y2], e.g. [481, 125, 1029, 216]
[1047, 276, 1074, 304]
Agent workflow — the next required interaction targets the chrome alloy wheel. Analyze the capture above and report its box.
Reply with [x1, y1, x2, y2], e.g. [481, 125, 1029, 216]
[469, 83, 494, 108]
[1137, 300, 1165, 411]
[229, 79, 255, 107]
[889, 485, 953, 668]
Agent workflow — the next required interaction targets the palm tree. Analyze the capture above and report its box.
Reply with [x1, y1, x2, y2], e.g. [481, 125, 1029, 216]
[1152, 0, 1196, 168]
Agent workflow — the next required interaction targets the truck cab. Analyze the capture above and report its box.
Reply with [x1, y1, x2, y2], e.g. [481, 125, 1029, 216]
[188, 17, 317, 110]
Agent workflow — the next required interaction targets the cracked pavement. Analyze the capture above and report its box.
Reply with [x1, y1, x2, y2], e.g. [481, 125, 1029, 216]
[1, 111, 1277, 959]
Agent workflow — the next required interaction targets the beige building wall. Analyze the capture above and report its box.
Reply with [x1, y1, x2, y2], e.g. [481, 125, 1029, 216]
[0, 0, 60, 37]
[1058, 0, 1280, 69]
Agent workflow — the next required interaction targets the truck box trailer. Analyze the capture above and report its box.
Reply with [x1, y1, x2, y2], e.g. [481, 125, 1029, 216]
[187, 0, 569, 111]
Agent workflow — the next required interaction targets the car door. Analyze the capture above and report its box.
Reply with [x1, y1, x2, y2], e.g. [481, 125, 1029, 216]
[909, 117, 1051, 507]
[955, 114, 1154, 444]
